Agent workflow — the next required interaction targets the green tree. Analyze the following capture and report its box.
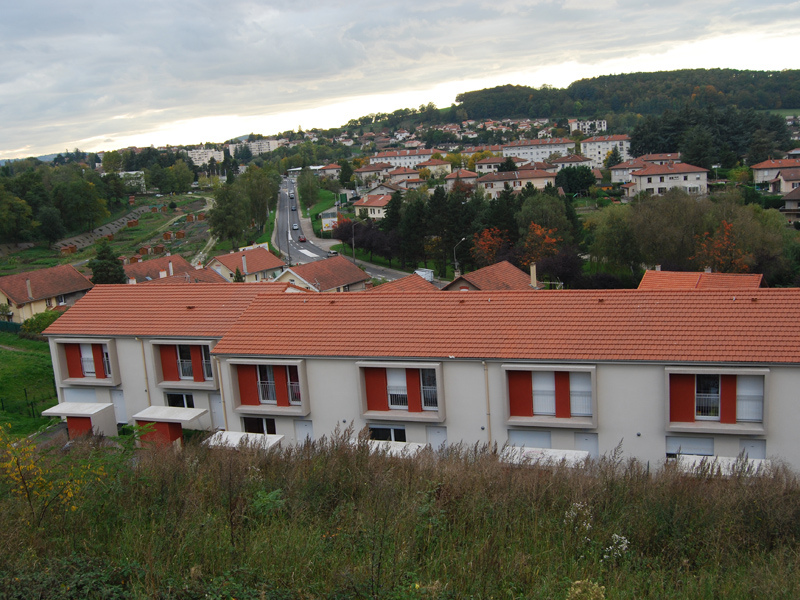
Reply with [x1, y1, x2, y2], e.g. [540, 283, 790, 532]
[338, 161, 354, 187]
[587, 204, 641, 273]
[297, 167, 319, 209]
[680, 126, 716, 170]
[102, 150, 122, 174]
[232, 267, 245, 282]
[240, 166, 280, 232]
[88, 239, 126, 284]
[52, 179, 109, 232]
[170, 160, 194, 193]
[497, 157, 519, 172]
[208, 182, 250, 250]
[382, 191, 403, 233]
[603, 146, 622, 169]
[37, 205, 66, 245]
[0, 188, 36, 243]
[555, 166, 596, 195]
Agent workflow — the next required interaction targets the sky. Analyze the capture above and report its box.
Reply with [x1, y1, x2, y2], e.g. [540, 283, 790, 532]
[1, 1, 799, 161]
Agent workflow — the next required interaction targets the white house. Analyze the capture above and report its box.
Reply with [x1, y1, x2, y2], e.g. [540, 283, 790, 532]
[579, 135, 631, 169]
[625, 162, 709, 197]
[502, 138, 576, 162]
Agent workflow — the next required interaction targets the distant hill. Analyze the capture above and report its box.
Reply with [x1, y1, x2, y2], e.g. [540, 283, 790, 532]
[454, 69, 800, 120]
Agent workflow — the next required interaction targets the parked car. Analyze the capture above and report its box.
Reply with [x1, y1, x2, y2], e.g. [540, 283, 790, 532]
[326, 250, 338, 257]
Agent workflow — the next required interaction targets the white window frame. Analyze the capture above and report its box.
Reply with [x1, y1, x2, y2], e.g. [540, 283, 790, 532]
[357, 361, 445, 423]
[166, 392, 194, 409]
[177, 344, 194, 380]
[369, 425, 406, 442]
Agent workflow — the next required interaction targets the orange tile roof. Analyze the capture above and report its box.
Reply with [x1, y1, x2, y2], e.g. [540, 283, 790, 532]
[138, 268, 229, 285]
[750, 158, 800, 170]
[551, 154, 591, 164]
[0, 264, 93, 305]
[503, 138, 574, 147]
[580, 135, 630, 143]
[477, 170, 554, 183]
[445, 169, 478, 180]
[631, 162, 708, 176]
[285, 256, 370, 291]
[443, 261, 532, 291]
[353, 194, 392, 209]
[124, 255, 194, 283]
[370, 274, 440, 293]
[638, 270, 764, 290]
[208, 247, 285, 275]
[212, 289, 800, 364]
[43, 283, 286, 338]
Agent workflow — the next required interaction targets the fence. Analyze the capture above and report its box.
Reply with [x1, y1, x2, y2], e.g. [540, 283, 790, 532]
[0, 321, 21, 333]
[0, 387, 57, 420]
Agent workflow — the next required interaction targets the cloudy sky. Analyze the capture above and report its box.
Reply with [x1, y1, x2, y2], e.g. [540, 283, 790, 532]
[1, 1, 798, 160]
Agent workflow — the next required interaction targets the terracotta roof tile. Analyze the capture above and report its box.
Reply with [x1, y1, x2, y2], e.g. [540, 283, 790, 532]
[580, 135, 630, 143]
[43, 283, 287, 338]
[477, 170, 554, 183]
[124, 255, 194, 283]
[138, 268, 229, 285]
[638, 270, 764, 290]
[443, 261, 532, 291]
[212, 289, 800, 364]
[445, 169, 478, 180]
[631, 162, 708, 176]
[370, 274, 440, 293]
[0, 264, 93, 305]
[208, 247, 285, 275]
[353, 194, 392, 209]
[750, 158, 800, 170]
[285, 256, 370, 291]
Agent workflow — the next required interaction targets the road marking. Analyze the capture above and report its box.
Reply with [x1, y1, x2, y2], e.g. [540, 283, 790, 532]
[297, 249, 317, 257]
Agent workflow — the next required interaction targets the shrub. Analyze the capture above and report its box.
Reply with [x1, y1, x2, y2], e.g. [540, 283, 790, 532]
[21, 309, 62, 334]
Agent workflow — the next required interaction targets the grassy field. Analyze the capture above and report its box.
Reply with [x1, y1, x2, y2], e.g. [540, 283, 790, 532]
[2, 430, 800, 599]
[0, 332, 57, 434]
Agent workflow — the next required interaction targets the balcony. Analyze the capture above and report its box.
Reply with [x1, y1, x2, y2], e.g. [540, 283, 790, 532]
[178, 359, 194, 379]
[388, 386, 408, 409]
[202, 360, 213, 380]
[422, 386, 438, 410]
[695, 393, 720, 420]
[258, 381, 277, 404]
[81, 357, 96, 376]
[289, 382, 302, 405]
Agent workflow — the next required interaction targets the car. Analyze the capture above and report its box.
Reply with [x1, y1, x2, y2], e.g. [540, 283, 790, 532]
[298, 235, 306, 242]
[292, 223, 299, 230]
[289, 193, 295, 199]
[326, 250, 338, 257]
[291, 205, 296, 211]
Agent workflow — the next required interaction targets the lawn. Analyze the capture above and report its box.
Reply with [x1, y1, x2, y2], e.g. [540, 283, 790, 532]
[0, 332, 57, 434]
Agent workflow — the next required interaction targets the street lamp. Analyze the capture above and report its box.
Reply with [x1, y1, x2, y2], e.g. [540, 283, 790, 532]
[351, 218, 367, 265]
[453, 237, 467, 277]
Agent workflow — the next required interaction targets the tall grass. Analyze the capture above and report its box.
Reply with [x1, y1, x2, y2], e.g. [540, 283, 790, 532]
[2, 427, 800, 599]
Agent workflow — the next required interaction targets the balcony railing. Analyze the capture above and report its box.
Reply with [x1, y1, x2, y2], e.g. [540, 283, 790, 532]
[202, 360, 213, 380]
[102, 355, 111, 377]
[258, 381, 276, 404]
[736, 394, 764, 422]
[178, 359, 194, 379]
[289, 382, 302, 405]
[695, 393, 720, 419]
[422, 386, 438, 410]
[570, 391, 592, 417]
[388, 386, 408, 409]
[81, 357, 95, 376]
[533, 390, 556, 416]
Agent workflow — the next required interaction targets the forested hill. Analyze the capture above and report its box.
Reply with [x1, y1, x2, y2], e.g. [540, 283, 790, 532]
[454, 69, 800, 119]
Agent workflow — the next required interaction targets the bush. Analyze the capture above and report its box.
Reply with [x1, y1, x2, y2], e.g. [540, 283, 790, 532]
[21, 309, 62, 334]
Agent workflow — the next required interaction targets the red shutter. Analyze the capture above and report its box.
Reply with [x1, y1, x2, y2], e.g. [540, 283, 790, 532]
[669, 374, 696, 422]
[160, 345, 180, 381]
[66, 416, 93, 439]
[508, 371, 533, 417]
[237, 365, 260, 406]
[91, 344, 106, 379]
[720, 375, 737, 424]
[65, 343, 84, 378]
[406, 369, 422, 412]
[190, 345, 205, 382]
[274, 366, 290, 407]
[554, 372, 571, 418]
[364, 368, 388, 411]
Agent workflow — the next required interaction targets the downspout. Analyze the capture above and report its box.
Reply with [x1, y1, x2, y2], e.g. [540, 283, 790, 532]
[214, 356, 229, 431]
[138, 338, 152, 407]
[482, 361, 492, 445]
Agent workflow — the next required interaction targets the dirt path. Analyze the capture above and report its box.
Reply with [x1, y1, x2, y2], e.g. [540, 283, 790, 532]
[191, 196, 216, 266]
[0, 344, 22, 352]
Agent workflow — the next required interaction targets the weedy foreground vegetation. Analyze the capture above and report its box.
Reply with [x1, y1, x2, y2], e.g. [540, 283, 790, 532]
[2, 426, 800, 599]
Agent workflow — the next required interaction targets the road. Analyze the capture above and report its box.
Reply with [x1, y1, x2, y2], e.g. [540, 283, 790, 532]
[273, 178, 415, 284]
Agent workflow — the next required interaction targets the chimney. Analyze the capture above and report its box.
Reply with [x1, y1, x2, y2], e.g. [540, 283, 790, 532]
[159, 269, 167, 279]
[241, 255, 248, 274]
[25, 279, 33, 299]
[704, 266, 712, 273]
[128, 277, 137, 285]
[530, 264, 537, 288]
[168, 260, 173, 276]
[655, 264, 661, 271]
[365, 281, 373, 290]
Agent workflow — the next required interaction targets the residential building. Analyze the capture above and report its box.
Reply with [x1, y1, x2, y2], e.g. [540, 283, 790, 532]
[45, 287, 800, 468]
[0, 264, 94, 324]
[550, 154, 593, 171]
[318, 164, 342, 179]
[186, 148, 224, 166]
[139, 268, 229, 285]
[750, 159, 800, 186]
[767, 168, 800, 195]
[272, 256, 370, 293]
[387, 167, 419, 184]
[352, 194, 393, 219]
[781, 187, 800, 223]
[445, 169, 479, 191]
[502, 138, 576, 162]
[369, 149, 436, 169]
[206, 247, 286, 282]
[475, 156, 528, 174]
[442, 261, 534, 291]
[416, 159, 452, 178]
[579, 135, 631, 169]
[569, 120, 608, 135]
[624, 162, 708, 197]
[477, 170, 557, 199]
[124, 255, 194, 284]
[370, 274, 440, 293]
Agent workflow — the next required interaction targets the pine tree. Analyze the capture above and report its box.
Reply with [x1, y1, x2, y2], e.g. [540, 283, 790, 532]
[88, 239, 126, 284]
[232, 267, 245, 282]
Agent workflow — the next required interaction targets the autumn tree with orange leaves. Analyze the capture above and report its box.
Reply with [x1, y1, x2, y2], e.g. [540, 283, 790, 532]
[471, 227, 509, 268]
[518, 222, 561, 267]
[690, 220, 749, 273]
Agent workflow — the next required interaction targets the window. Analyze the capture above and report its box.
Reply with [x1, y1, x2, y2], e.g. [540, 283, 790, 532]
[658, 187, 667, 194]
[736, 375, 764, 422]
[102, 347, 111, 377]
[369, 425, 406, 442]
[166, 392, 194, 408]
[421, 369, 438, 410]
[508, 369, 594, 422]
[695, 374, 720, 420]
[79, 343, 96, 376]
[287, 365, 301, 405]
[647, 177, 652, 183]
[177, 345, 193, 379]
[258, 365, 277, 404]
[56, 294, 66, 305]
[363, 365, 440, 414]
[46, 298, 53, 307]
[387, 368, 408, 408]
[683, 175, 688, 181]
[202, 346, 213, 380]
[242, 416, 276, 435]
[659, 176, 665, 182]
[666, 436, 713, 458]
